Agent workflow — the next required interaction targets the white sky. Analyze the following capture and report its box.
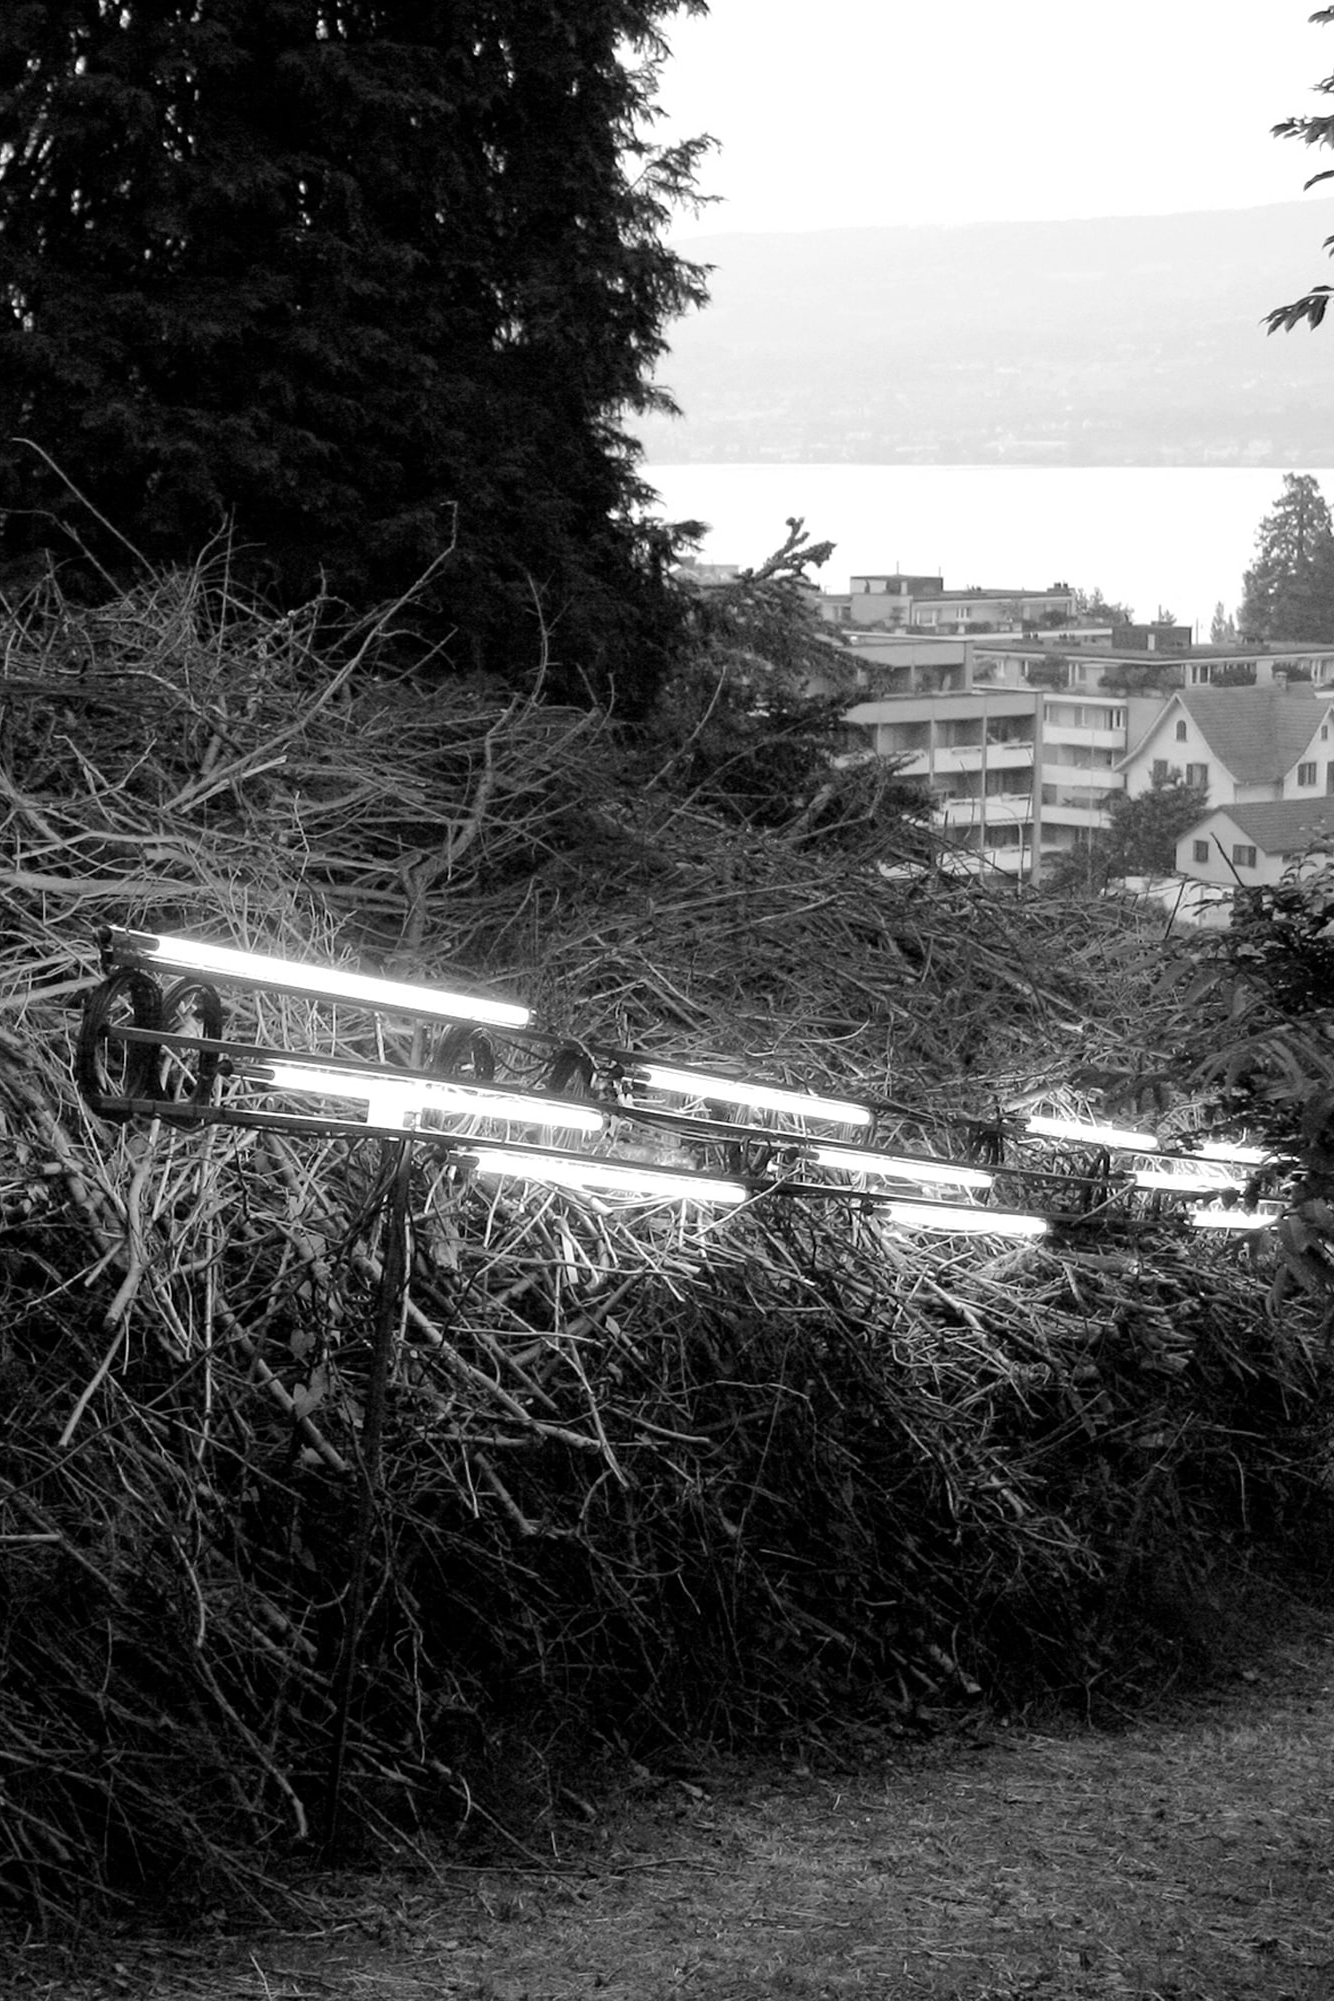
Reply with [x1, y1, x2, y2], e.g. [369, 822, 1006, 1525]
[654, 0, 1334, 236]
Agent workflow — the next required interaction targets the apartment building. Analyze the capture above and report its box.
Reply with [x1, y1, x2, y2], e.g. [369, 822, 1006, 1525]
[845, 685, 1045, 873]
[692, 554, 1334, 883]
[820, 574, 1078, 633]
[973, 637, 1334, 693]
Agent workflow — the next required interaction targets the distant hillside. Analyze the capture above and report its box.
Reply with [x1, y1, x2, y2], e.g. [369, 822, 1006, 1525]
[641, 202, 1334, 467]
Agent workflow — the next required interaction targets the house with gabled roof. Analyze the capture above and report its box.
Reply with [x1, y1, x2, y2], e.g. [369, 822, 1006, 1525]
[1120, 685, 1334, 808]
[1176, 799, 1334, 889]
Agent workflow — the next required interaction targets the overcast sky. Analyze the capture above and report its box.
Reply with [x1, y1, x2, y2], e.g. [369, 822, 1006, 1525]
[655, 1, 1334, 237]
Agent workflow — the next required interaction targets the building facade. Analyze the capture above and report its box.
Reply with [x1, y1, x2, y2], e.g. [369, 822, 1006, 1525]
[821, 574, 1078, 633]
[1120, 687, 1334, 807]
[1176, 800, 1334, 891]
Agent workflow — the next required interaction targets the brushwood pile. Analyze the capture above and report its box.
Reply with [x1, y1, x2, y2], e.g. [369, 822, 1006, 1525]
[1, 568, 1331, 1926]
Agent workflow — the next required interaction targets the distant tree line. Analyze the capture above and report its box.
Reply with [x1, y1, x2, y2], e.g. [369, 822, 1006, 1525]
[0, 1, 712, 712]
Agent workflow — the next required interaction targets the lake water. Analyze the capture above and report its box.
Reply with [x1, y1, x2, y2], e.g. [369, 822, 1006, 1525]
[643, 463, 1334, 636]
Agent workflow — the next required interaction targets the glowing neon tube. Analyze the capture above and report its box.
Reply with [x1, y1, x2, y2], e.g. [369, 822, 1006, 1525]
[636, 1061, 871, 1126]
[107, 928, 529, 1028]
[468, 1146, 747, 1205]
[259, 1062, 603, 1133]
[1189, 1205, 1280, 1232]
[1025, 1114, 1159, 1152]
[884, 1200, 1048, 1239]
[809, 1142, 993, 1190]
[1133, 1167, 1247, 1196]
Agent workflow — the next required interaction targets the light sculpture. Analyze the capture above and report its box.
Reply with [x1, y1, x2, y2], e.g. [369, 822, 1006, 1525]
[883, 1199, 1048, 1240]
[634, 1060, 871, 1127]
[807, 1141, 994, 1190]
[1025, 1114, 1159, 1152]
[1193, 1140, 1273, 1167]
[103, 927, 530, 1028]
[80, 924, 1293, 1249]
[468, 1145, 747, 1206]
[1188, 1204, 1280, 1232]
[1132, 1166, 1247, 1196]
[256, 1060, 604, 1134]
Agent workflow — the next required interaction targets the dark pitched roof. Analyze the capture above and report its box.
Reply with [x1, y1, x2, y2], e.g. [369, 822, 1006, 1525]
[1173, 687, 1323, 784]
[1189, 799, 1334, 857]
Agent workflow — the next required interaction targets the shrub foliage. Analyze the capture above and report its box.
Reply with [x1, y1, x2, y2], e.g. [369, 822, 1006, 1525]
[0, 565, 1330, 1925]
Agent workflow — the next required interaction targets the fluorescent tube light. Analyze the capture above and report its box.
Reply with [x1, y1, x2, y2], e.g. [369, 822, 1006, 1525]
[468, 1147, 747, 1205]
[1188, 1205, 1280, 1232]
[1025, 1114, 1159, 1152]
[365, 1085, 419, 1130]
[259, 1062, 603, 1133]
[1193, 1141, 1273, 1168]
[809, 1142, 993, 1190]
[109, 928, 529, 1028]
[1133, 1167, 1246, 1196]
[636, 1062, 871, 1127]
[884, 1200, 1048, 1239]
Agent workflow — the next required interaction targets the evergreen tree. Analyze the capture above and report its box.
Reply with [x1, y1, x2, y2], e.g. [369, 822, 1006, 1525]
[0, 1, 710, 709]
[1210, 601, 1239, 644]
[1073, 585, 1135, 626]
[646, 521, 932, 845]
[1238, 474, 1334, 644]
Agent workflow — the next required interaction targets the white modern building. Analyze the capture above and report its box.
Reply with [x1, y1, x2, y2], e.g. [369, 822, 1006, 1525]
[820, 573, 1078, 634]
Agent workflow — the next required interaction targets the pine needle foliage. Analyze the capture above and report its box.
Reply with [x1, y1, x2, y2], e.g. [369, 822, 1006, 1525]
[0, 1, 711, 708]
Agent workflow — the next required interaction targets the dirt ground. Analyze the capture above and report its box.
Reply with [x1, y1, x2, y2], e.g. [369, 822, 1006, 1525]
[10, 1599, 1334, 2001]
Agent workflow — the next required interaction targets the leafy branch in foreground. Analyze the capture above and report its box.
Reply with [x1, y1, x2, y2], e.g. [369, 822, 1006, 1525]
[1266, 6, 1334, 333]
[1164, 854, 1334, 1302]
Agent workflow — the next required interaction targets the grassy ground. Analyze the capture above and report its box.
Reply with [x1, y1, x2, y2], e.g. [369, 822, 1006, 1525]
[10, 1582, 1334, 2001]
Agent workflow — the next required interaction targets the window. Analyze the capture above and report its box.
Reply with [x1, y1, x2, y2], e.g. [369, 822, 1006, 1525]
[1192, 840, 1210, 864]
[1151, 758, 1169, 782]
[1185, 762, 1209, 789]
[1174, 720, 1188, 741]
[1048, 702, 1124, 732]
[1321, 724, 1329, 742]
[1298, 761, 1318, 787]
[1232, 843, 1257, 869]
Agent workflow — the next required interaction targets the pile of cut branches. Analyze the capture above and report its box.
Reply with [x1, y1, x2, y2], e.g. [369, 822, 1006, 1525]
[1, 565, 1328, 1928]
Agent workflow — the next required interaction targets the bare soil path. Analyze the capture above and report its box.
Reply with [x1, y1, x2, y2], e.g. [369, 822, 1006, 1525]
[12, 1607, 1334, 2001]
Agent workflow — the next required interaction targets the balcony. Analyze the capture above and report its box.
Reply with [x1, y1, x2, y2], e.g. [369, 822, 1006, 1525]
[1042, 761, 1125, 790]
[877, 738, 930, 767]
[1042, 726, 1125, 753]
[1038, 784, 1117, 827]
[930, 742, 1035, 775]
[937, 796, 1033, 829]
